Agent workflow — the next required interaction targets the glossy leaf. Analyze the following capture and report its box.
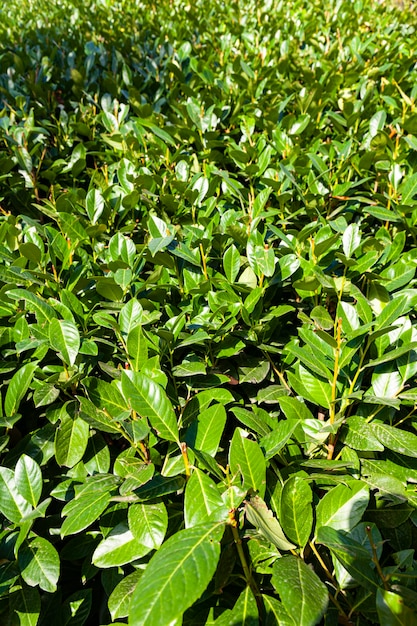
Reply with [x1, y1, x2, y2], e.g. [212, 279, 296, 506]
[129, 522, 224, 625]
[271, 556, 328, 626]
[229, 428, 266, 497]
[184, 468, 227, 528]
[280, 475, 313, 547]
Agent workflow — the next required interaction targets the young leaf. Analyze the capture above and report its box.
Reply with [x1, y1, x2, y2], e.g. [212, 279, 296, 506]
[376, 588, 417, 625]
[128, 522, 224, 626]
[213, 586, 258, 625]
[271, 555, 328, 626]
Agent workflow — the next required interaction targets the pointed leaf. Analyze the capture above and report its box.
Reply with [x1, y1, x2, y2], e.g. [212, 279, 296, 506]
[0, 467, 32, 523]
[128, 503, 168, 549]
[186, 403, 227, 456]
[271, 555, 328, 626]
[15, 455, 42, 507]
[55, 415, 89, 467]
[184, 468, 227, 528]
[61, 491, 112, 537]
[92, 522, 151, 568]
[315, 480, 369, 535]
[373, 422, 417, 458]
[5, 362, 38, 417]
[229, 428, 266, 497]
[121, 371, 179, 442]
[280, 475, 313, 548]
[214, 586, 259, 625]
[109, 570, 142, 620]
[129, 522, 224, 626]
[245, 496, 295, 551]
[49, 318, 80, 366]
[18, 537, 59, 593]
[376, 588, 417, 625]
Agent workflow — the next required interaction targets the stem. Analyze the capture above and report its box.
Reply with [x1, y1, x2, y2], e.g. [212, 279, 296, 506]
[328, 317, 342, 460]
[230, 515, 263, 613]
[180, 442, 191, 479]
[199, 243, 208, 280]
[365, 526, 388, 589]
[263, 351, 291, 391]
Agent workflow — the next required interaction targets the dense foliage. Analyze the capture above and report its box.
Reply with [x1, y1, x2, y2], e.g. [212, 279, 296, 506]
[1, 0, 417, 623]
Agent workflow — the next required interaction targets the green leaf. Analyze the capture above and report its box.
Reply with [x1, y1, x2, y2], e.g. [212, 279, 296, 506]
[128, 522, 224, 626]
[245, 495, 295, 551]
[83, 377, 130, 421]
[271, 555, 328, 626]
[373, 422, 417, 458]
[263, 594, 295, 626]
[61, 491, 112, 537]
[342, 223, 361, 259]
[5, 362, 38, 417]
[49, 318, 80, 366]
[315, 480, 369, 535]
[121, 371, 179, 442]
[287, 364, 332, 409]
[184, 468, 227, 528]
[342, 415, 385, 451]
[0, 467, 32, 523]
[376, 588, 417, 625]
[7, 288, 57, 323]
[109, 570, 142, 620]
[260, 419, 299, 460]
[128, 503, 168, 549]
[126, 325, 148, 371]
[9, 583, 40, 626]
[55, 414, 89, 468]
[92, 522, 151, 568]
[213, 586, 259, 625]
[15, 454, 42, 507]
[186, 403, 227, 456]
[280, 475, 313, 548]
[229, 428, 266, 497]
[317, 526, 379, 590]
[223, 244, 241, 283]
[18, 537, 60, 593]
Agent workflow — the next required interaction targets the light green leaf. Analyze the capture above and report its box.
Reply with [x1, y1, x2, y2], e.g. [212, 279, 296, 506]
[373, 422, 417, 458]
[229, 428, 266, 497]
[376, 588, 417, 625]
[5, 362, 38, 417]
[128, 503, 168, 549]
[18, 537, 60, 593]
[245, 496, 295, 551]
[186, 403, 227, 456]
[271, 555, 328, 626]
[7, 288, 57, 323]
[127, 325, 148, 371]
[49, 318, 80, 366]
[61, 491, 112, 537]
[55, 414, 89, 468]
[128, 522, 224, 626]
[0, 467, 32, 523]
[343, 415, 384, 451]
[315, 481, 369, 535]
[15, 455, 42, 507]
[184, 469, 227, 528]
[121, 371, 179, 442]
[92, 522, 151, 568]
[83, 377, 130, 421]
[280, 475, 313, 548]
[260, 419, 299, 460]
[109, 570, 142, 620]
[342, 223, 361, 259]
[223, 244, 241, 283]
[287, 364, 333, 409]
